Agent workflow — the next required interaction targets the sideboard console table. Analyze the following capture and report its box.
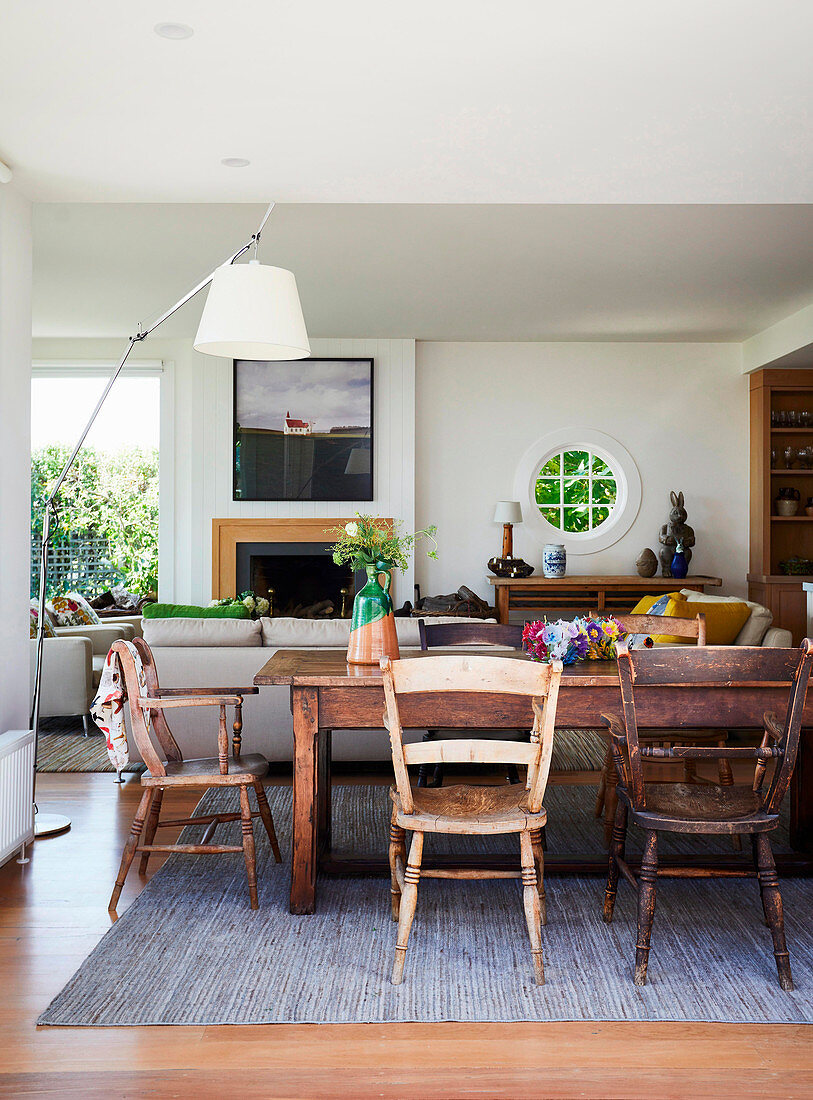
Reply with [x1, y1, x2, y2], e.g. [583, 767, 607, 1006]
[486, 574, 723, 625]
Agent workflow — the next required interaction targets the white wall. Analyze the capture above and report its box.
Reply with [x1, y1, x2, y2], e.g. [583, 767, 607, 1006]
[414, 342, 748, 599]
[32, 337, 416, 605]
[0, 185, 33, 732]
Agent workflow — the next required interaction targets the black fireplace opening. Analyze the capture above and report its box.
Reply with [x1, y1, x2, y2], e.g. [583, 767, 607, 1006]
[235, 542, 358, 618]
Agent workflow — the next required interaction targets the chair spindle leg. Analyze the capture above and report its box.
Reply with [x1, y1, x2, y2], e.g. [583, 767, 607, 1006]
[392, 831, 423, 984]
[239, 784, 259, 910]
[520, 831, 545, 985]
[603, 800, 628, 923]
[389, 812, 406, 921]
[253, 781, 282, 862]
[109, 788, 152, 911]
[634, 829, 659, 986]
[138, 788, 163, 875]
[530, 827, 546, 925]
[754, 831, 794, 991]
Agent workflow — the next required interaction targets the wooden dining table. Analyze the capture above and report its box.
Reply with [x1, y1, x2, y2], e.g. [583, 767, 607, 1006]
[254, 648, 813, 914]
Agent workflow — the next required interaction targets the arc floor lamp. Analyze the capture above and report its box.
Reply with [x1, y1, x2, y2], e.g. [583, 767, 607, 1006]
[30, 202, 310, 838]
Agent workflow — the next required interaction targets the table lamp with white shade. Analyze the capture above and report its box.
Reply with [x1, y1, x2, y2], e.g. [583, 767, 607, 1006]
[488, 501, 534, 577]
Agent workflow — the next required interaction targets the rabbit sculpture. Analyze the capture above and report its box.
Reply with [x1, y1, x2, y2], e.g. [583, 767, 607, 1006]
[659, 490, 695, 577]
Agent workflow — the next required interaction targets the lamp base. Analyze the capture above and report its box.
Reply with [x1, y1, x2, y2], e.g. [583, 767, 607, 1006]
[34, 812, 71, 838]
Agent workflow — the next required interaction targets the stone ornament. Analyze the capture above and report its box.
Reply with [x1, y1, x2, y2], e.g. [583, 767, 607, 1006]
[658, 491, 695, 577]
[635, 548, 658, 577]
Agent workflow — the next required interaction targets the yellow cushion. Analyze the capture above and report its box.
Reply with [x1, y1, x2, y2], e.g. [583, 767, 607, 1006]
[630, 592, 693, 645]
[663, 599, 752, 646]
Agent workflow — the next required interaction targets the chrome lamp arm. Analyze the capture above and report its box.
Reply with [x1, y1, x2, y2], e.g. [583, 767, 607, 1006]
[29, 203, 275, 837]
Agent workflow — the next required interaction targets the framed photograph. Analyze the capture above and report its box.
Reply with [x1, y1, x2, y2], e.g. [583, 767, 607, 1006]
[233, 357, 374, 501]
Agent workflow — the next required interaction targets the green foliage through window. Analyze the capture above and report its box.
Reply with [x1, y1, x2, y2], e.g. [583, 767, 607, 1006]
[534, 449, 617, 534]
[31, 444, 159, 596]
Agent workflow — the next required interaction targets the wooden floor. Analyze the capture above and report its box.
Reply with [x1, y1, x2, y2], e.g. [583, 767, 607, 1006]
[1, 772, 810, 1100]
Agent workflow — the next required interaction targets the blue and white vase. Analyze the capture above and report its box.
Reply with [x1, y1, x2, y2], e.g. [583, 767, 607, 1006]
[542, 543, 567, 578]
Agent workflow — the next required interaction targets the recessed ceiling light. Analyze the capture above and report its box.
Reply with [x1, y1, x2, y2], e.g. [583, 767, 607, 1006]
[221, 157, 251, 168]
[154, 22, 194, 39]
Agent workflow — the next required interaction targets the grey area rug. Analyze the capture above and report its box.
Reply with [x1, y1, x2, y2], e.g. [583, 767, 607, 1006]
[36, 719, 145, 773]
[38, 784, 812, 1027]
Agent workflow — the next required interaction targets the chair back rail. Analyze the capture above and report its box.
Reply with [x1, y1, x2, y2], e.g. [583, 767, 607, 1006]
[613, 638, 813, 813]
[380, 654, 562, 814]
[418, 620, 524, 650]
[605, 612, 706, 646]
[109, 639, 178, 776]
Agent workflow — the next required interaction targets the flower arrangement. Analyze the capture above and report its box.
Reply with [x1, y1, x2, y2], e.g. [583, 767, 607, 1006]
[522, 615, 633, 664]
[209, 590, 270, 619]
[325, 513, 438, 572]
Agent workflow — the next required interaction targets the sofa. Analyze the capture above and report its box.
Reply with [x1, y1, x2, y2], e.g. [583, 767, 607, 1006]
[133, 591, 790, 765]
[30, 620, 140, 723]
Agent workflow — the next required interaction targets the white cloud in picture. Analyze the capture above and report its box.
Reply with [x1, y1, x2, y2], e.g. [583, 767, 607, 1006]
[235, 359, 372, 433]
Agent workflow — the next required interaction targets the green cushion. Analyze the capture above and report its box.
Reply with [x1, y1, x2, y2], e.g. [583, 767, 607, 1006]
[142, 602, 251, 620]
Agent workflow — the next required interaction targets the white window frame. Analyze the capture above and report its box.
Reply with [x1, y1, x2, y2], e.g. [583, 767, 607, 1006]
[513, 428, 641, 555]
[32, 359, 175, 598]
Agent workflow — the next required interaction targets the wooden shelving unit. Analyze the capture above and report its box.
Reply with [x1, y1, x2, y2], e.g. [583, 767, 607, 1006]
[749, 367, 813, 643]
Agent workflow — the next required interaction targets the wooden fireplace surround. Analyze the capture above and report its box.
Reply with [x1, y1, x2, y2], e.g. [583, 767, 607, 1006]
[211, 517, 393, 600]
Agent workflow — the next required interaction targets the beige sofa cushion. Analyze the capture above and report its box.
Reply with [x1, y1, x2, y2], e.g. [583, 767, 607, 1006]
[142, 617, 263, 648]
[259, 615, 497, 648]
[679, 589, 772, 646]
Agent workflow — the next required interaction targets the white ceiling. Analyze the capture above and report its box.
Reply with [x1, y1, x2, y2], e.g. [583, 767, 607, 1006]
[3, 1, 813, 203]
[33, 203, 813, 341]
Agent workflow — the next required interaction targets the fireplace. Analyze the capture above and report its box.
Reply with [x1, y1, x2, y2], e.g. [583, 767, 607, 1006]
[236, 541, 357, 618]
[211, 517, 395, 613]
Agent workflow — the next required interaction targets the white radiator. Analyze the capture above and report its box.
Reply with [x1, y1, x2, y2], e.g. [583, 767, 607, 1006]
[0, 729, 35, 866]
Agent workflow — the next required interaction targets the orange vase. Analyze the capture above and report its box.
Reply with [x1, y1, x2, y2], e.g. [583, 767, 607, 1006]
[346, 564, 400, 665]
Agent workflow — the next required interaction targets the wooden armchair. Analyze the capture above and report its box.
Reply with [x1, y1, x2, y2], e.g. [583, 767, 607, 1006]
[381, 652, 562, 985]
[593, 612, 742, 847]
[108, 638, 281, 913]
[602, 639, 813, 990]
[416, 620, 525, 788]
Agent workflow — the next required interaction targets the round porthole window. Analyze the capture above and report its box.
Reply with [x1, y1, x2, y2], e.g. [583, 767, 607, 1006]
[513, 429, 641, 555]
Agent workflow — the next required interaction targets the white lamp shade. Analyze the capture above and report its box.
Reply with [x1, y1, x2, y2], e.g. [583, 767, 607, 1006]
[493, 500, 523, 524]
[194, 261, 310, 360]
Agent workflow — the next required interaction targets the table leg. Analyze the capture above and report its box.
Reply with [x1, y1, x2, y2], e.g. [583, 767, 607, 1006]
[495, 585, 510, 625]
[791, 725, 813, 854]
[317, 728, 333, 857]
[291, 686, 319, 914]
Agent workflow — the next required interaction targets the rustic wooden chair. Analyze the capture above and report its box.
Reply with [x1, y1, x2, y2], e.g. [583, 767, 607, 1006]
[416, 619, 525, 788]
[381, 652, 563, 985]
[593, 612, 740, 849]
[108, 638, 281, 913]
[602, 639, 813, 990]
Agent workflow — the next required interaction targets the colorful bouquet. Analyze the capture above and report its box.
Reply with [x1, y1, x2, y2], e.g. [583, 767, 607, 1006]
[522, 615, 631, 664]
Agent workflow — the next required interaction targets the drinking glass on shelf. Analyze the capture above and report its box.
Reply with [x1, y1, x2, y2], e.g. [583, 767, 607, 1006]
[771, 447, 778, 468]
[789, 410, 800, 427]
[803, 411, 812, 427]
[784, 445, 796, 468]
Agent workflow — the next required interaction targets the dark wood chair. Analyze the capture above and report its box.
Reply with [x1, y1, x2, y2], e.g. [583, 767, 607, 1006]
[416, 619, 525, 788]
[382, 653, 562, 985]
[108, 638, 281, 913]
[594, 612, 740, 849]
[602, 639, 813, 990]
